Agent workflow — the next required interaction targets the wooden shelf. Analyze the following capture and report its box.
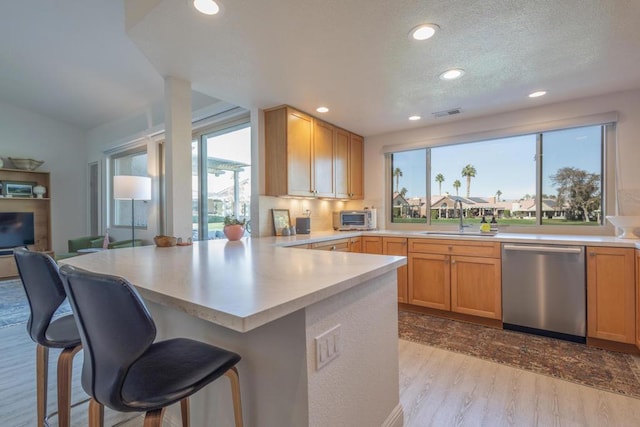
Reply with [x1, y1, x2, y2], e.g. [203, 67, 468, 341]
[0, 168, 51, 279]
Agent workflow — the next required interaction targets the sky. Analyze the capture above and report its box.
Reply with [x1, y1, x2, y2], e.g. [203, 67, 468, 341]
[392, 125, 602, 201]
[191, 125, 252, 195]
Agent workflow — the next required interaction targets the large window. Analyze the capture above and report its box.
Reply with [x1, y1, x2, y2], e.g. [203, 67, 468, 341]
[111, 148, 149, 228]
[390, 124, 606, 228]
[192, 120, 251, 240]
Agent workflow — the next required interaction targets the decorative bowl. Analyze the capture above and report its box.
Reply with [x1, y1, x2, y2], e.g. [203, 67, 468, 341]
[9, 157, 44, 171]
[154, 235, 177, 247]
[605, 215, 640, 239]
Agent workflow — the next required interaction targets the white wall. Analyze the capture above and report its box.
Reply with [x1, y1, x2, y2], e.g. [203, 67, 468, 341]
[364, 89, 640, 228]
[0, 101, 87, 254]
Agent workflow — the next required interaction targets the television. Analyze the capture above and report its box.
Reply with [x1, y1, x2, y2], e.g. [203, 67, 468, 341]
[0, 212, 35, 250]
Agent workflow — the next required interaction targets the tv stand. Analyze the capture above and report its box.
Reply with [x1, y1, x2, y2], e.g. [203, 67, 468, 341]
[0, 167, 51, 279]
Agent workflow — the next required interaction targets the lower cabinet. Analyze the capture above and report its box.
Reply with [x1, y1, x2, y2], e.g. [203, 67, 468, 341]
[362, 236, 383, 254]
[382, 237, 408, 303]
[587, 246, 635, 344]
[310, 238, 350, 252]
[348, 237, 362, 253]
[408, 239, 502, 320]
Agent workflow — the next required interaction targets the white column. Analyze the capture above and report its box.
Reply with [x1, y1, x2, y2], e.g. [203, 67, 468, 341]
[164, 76, 192, 239]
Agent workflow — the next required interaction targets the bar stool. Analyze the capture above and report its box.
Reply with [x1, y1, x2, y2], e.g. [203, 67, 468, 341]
[59, 264, 243, 427]
[13, 248, 82, 427]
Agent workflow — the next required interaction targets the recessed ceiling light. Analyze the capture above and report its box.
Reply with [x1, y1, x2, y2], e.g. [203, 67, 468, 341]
[439, 69, 465, 80]
[409, 24, 439, 41]
[316, 106, 329, 113]
[528, 90, 547, 98]
[408, 115, 421, 121]
[193, 0, 220, 15]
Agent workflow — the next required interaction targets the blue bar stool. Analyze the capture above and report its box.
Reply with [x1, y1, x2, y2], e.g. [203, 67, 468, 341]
[13, 248, 82, 427]
[59, 264, 243, 427]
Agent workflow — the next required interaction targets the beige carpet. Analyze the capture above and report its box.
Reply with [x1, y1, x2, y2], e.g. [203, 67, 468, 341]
[399, 309, 640, 399]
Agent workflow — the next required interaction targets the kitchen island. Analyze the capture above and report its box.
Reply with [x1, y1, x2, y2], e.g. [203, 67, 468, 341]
[61, 238, 406, 427]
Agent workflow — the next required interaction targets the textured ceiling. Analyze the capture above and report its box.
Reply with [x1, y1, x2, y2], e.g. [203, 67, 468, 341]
[1, 0, 640, 135]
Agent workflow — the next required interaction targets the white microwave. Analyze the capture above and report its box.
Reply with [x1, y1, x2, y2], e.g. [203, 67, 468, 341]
[333, 210, 377, 231]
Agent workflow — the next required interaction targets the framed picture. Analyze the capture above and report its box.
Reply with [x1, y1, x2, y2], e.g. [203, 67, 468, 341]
[2, 181, 35, 198]
[272, 209, 291, 236]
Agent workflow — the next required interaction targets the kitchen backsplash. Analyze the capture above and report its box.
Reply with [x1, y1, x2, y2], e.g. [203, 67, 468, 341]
[257, 196, 378, 236]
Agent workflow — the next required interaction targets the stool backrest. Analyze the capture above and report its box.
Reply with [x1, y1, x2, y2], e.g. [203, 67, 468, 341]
[13, 248, 67, 345]
[59, 265, 156, 411]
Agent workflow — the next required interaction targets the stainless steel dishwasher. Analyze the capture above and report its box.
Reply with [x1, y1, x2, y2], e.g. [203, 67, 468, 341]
[501, 243, 586, 343]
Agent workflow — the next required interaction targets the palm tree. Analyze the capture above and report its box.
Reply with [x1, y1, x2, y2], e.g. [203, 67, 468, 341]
[400, 187, 408, 198]
[461, 164, 477, 198]
[393, 167, 403, 193]
[435, 173, 445, 195]
[496, 189, 502, 202]
[453, 180, 461, 196]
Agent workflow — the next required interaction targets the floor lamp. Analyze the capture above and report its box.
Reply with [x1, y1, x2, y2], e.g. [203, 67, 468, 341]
[113, 176, 152, 247]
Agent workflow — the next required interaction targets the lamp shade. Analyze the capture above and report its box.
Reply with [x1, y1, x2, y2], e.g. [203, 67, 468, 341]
[113, 176, 151, 200]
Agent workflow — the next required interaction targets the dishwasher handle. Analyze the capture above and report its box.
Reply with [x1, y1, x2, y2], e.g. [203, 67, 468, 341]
[502, 244, 583, 254]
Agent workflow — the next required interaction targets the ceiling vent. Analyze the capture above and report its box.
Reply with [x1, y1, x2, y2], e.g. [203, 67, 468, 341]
[432, 108, 461, 118]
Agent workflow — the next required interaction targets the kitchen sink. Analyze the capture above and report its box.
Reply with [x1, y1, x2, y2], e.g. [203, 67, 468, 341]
[421, 231, 498, 237]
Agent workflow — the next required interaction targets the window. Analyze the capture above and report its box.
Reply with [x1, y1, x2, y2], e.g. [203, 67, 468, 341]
[111, 148, 149, 228]
[390, 124, 607, 228]
[192, 120, 251, 240]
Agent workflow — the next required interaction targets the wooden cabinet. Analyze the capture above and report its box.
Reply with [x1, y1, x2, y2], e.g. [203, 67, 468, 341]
[265, 106, 314, 197]
[587, 246, 635, 344]
[450, 255, 502, 319]
[362, 236, 383, 254]
[264, 105, 363, 199]
[348, 237, 362, 253]
[311, 238, 350, 252]
[383, 237, 408, 303]
[0, 168, 52, 279]
[335, 130, 364, 200]
[312, 119, 335, 197]
[407, 239, 502, 320]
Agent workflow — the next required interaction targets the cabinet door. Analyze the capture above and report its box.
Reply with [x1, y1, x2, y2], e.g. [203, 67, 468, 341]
[349, 237, 362, 253]
[349, 133, 364, 199]
[287, 109, 314, 197]
[311, 238, 350, 252]
[408, 252, 450, 310]
[334, 128, 350, 199]
[313, 120, 335, 197]
[587, 247, 635, 343]
[362, 236, 383, 254]
[383, 237, 408, 303]
[450, 255, 502, 319]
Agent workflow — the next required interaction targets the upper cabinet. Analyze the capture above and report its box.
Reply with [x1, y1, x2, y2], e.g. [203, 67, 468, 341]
[335, 130, 364, 199]
[265, 105, 364, 199]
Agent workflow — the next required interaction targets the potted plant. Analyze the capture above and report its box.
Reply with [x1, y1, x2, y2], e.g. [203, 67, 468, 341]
[223, 215, 246, 241]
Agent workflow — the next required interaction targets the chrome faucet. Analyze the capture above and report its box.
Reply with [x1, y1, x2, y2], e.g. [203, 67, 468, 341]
[454, 199, 466, 232]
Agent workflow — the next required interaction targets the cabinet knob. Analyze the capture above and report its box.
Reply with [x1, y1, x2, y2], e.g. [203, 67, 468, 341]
[448, 246, 453, 251]
[331, 245, 336, 251]
[451, 259, 456, 265]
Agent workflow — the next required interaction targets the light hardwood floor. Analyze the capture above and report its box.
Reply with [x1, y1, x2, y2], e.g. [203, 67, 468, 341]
[400, 339, 640, 427]
[3, 320, 640, 426]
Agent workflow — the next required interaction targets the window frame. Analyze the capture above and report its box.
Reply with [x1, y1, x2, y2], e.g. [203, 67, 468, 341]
[385, 122, 616, 235]
[191, 115, 251, 241]
[109, 146, 149, 230]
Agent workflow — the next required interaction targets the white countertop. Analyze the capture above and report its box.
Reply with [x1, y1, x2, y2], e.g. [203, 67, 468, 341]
[59, 229, 638, 334]
[60, 238, 406, 333]
[272, 229, 640, 248]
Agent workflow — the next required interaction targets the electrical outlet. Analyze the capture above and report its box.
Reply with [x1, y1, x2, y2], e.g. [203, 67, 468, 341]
[315, 324, 341, 370]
